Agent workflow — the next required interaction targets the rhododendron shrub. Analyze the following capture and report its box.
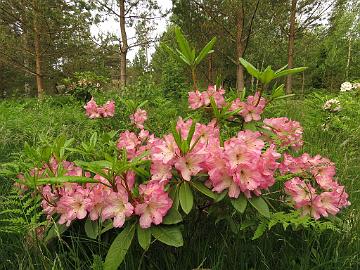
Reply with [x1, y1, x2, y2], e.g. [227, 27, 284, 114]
[12, 56, 350, 269]
[84, 97, 115, 118]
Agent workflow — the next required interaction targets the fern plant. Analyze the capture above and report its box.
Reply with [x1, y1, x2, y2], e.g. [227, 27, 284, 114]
[0, 188, 44, 235]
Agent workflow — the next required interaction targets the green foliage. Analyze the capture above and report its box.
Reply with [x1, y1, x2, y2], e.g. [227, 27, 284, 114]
[251, 211, 341, 240]
[240, 58, 307, 86]
[0, 189, 44, 234]
[151, 225, 184, 247]
[104, 222, 136, 270]
[179, 182, 193, 214]
[64, 71, 109, 101]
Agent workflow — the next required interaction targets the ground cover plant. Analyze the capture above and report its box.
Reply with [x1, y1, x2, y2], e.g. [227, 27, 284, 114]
[1, 29, 359, 270]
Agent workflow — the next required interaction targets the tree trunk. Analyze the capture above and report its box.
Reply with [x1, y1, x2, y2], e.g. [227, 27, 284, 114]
[345, 35, 351, 80]
[33, 0, 44, 98]
[286, 0, 297, 94]
[236, 4, 245, 93]
[119, 0, 128, 87]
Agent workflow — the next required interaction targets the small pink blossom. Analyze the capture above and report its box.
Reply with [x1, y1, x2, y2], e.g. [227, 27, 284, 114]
[102, 189, 134, 227]
[130, 109, 148, 129]
[135, 182, 172, 228]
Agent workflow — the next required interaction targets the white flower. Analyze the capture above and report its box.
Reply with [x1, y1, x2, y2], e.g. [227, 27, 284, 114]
[340, 82, 352, 92]
[352, 82, 360, 90]
[323, 98, 341, 112]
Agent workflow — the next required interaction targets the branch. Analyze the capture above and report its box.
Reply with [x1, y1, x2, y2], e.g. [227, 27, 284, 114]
[94, 0, 120, 18]
[192, 0, 235, 41]
[0, 51, 37, 76]
[243, 0, 261, 55]
[128, 38, 160, 49]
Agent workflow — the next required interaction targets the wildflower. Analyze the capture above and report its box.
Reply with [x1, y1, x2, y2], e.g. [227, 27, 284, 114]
[101, 189, 134, 228]
[263, 117, 303, 150]
[135, 182, 172, 228]
[340, 81, 352, 92]
[130, 109, 148, 129]
[323, 98, 341, 112]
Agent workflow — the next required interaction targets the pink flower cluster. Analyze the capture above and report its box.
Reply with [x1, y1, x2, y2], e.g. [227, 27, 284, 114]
[263, 117, 303, 150]
[84, 97, 115, 119]
[188, 86, 267, 123]
[188, 85, 226, 109]
[150, 118, 220, 183]
[130, 108, 148, 129]
[117, 129, 155, 160]
[281, 153, 350, 219]
[205, 131, 281, 198]
[24, 157, 172, 229]
[230, 92, 266, 122]
[150, 117, 280, 198]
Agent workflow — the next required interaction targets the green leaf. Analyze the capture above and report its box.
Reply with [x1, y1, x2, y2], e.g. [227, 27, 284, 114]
[179, 182, 193, 214]
[249, 197, 270, 218]
[85, 218, 99, 239]
[231, 194, 247, 213]
[35, 176, 99, 186]
[171, 124, 183, 150]
[239, 58, 260, 79]
[275, 64, 288, 73]
[252, 220, 267, 240]
[273, 94, 295, 101]
[260, 66, 276, 84]
[137, 224, 151, 250]
[163, 207, 183, 225]
[151, 226, 183, 247]
[176, 49, 192, 65]
[169, 186, 180, 210]
[214, 191, 227, 202]
[100, 220, 113, 234]
[174, 27, 193, 63]
[186, 121, 196, 149]
[104, 223, 135, 270]
[90, 132, 98, 148]
[191, 181, 217, 199]
[195, 37, 217, 65]
[210, 96, 220, 118]
[164, 44, 184, 64]
[271, 84, 285, 99]
[274, 67, 307, 79]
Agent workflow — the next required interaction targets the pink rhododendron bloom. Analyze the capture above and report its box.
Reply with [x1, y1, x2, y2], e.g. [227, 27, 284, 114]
[84, 97, 100, 119]
[102, 100, 115, 117]
[263, 117, 303, 150]
[151, 134, 179, 164]
[135, 182, 172, 228]
[84, 98, 115, 119]
[188, 90, 203, 109]
[57, 188, 91, 226]
[151, 162, 172, 183]
[130, 108, 148, 129]
[282, 153, 350, 219]
[188, 85, 226, 109]
[87, 185, 109, 221]
[206, 85, 226, 108]
[117, 130, 141, 158]
[230, 93, 266, 122]
[174, 152, 204, 181]
[101, 189, 134, 227]
[284, 177, 316, 208]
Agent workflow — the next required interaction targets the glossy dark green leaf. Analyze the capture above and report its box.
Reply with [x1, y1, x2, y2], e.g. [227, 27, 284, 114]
[104, 223, 135, 270]
[179, 182, 193, 214]
[151, 226, 183, 247]
[231, 194, 247, 213]
[249, 197, 270, 218]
